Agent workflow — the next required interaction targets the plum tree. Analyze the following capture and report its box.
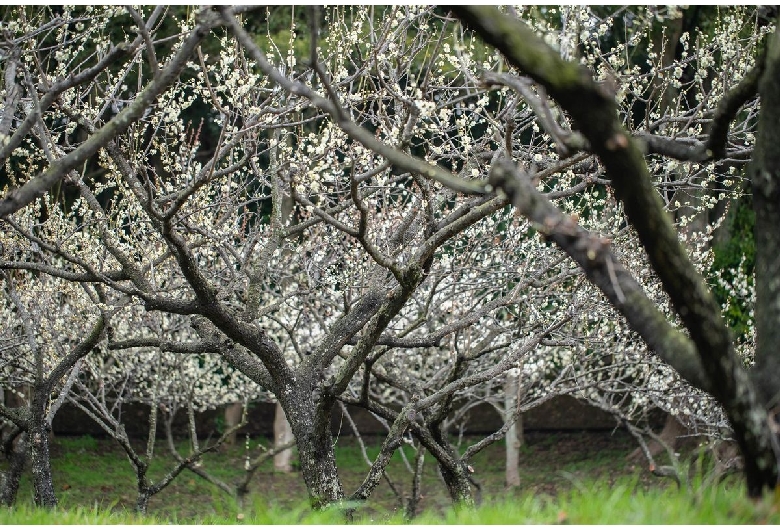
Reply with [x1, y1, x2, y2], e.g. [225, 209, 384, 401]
[0, 5, 775, 511]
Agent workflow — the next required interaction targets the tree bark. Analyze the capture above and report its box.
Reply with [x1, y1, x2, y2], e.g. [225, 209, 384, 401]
[29, 392, 56, 508]
[223, 402, 242, 446]
[280, 386, 344, 509]
[136, 491, 151, 514]
[293, 428, 344, 508]
[273, 402, 294, 473]
[439, 461, 476, 506]
[429, 425, 475, 507]
[504, 370, 522, 488]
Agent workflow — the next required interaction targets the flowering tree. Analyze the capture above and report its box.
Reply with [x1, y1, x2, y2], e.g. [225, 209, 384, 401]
[0, 269, 106, 506]
[221, 2, 774, 498]
[72, 310, 267, 513]
[0, 4, 776, 512]
[446, 6, 779, 497]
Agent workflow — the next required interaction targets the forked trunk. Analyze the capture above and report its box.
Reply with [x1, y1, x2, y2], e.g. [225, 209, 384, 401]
[281, 388, 345, 509]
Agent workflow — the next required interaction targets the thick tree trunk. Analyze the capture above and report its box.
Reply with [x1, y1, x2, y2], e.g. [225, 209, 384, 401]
[280, 388, 344, 508]
[439, 462, 476, 506]
[273, 402, 294, 473]
[504, 370, 522, 487]
[29, 402, 56, 508]
[293, 427, 344, 508]
[744, 24, 780, 493]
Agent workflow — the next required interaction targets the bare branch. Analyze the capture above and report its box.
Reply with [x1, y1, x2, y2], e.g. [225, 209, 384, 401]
[125, 6, 160, 78]
[218, 7, 487, 196]
[0, 8, 217, 218]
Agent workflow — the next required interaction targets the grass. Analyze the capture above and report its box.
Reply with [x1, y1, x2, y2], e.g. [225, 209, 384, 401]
[2, 478, 778, 525]
[3, 431, 777, 524]
[38, 430, 638, 520]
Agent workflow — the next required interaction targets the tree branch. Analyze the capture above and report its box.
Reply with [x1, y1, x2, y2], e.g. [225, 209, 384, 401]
[218, 7, 487, 196]
[707, 48, 766, 159]
[488, 159, 710, 391]
[0, 8, 217, 218]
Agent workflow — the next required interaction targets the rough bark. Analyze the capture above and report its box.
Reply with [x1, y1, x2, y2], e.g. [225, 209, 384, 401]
[136, 492, 150, 514]
[29, 393, 56, 508]
[350, 406, 410, 505]
[279, 386, 344, 509]
[293, 430, 344, 509]
[429, 425, 475, 507]
[438, 456, 476, 505]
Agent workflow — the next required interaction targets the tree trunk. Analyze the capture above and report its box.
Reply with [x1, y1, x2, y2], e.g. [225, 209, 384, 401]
[136, 491, 151, 514]
[752, 26, 780, 410]
[293, 428, 344, 508]
[504, 370, 522, 487]
[29, 398, 56, 508]
[745, 23, 780, 494]
[405, 446, 425, 520]
[281, 388, 344, 509]
[439, 462, 476, 506]
[223, 402, 243, 445]
[273, 402, 294, 473]
[429, 425, 475, 507]
[0, 432, 27, 506]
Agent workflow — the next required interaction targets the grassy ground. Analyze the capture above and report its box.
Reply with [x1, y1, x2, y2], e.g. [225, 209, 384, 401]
[3, 430, 777, 524]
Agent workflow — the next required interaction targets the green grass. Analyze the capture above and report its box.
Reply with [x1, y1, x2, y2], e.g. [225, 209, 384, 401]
[409, 480, 780, 524]
[0, 504, 159, 525]
[4, 431, 776, 524]
[3, 478, 778, 525]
